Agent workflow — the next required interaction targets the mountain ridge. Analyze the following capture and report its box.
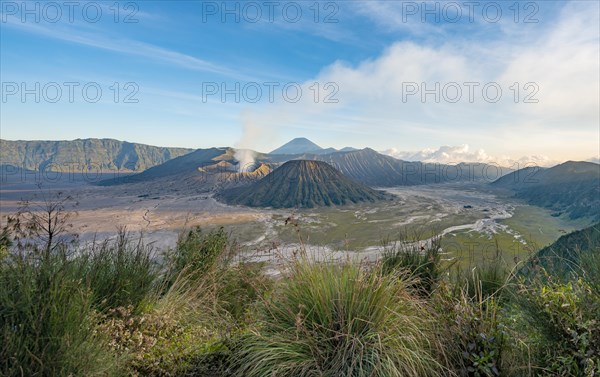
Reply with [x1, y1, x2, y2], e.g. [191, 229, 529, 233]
[0, 138, 193, 172]
[492, 161, 600, 220]
[519, 222, 600, 278]
[98, 147, 275, 191]
[292, 148, 515, 186]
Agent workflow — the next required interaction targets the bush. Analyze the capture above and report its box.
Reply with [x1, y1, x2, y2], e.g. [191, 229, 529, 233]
[434, 281, 513, 377]
[433, 246, 519, 377]
[381, 236, 445, 296]
[0, 252, 122, 376]
[217, 261, 272, 321]
[167, 226, 229, 281]
[76, 227, 160, 313]
[0, 227, 10, 261]
[454, 246, 511, 301]
[94, 227, 267, 375]
[166, 226, 269, 321]
[577, 247, 600, 301]
[514, 275, 600, 376]
[232, 258, 443, 377]
[2, 199, 597, 377]
[99, 272, 228, 376]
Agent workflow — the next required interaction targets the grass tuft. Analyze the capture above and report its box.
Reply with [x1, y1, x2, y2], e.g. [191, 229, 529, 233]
[233, 257, 443, 377]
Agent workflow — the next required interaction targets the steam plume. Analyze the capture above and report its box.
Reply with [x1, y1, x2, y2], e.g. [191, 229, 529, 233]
[234, 111, 260, 173]
[234, 148, 256, 173]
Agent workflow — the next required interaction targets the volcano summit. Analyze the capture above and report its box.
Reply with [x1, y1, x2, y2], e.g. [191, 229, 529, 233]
[218, 160, 389, 208]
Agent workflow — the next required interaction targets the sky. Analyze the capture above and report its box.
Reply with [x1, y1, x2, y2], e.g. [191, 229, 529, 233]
[1, 0, 599, 165]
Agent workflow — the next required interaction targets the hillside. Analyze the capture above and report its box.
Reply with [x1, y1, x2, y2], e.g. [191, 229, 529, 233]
[99, 148, 229, 185]
[493, 161, 600, 220]
[520, 222, 600, 277]
[217, 160, 389, 208]
[286, 148, 509, 187]
[0, 139, 193, 172]
[490, 166, 542, 189]
[308, 148, 410, 186]
[98, 147, 273, 190]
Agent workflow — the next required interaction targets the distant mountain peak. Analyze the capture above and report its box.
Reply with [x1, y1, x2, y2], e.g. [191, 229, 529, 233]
[270, 138, 323, 155]
[290, 137, 315, 143]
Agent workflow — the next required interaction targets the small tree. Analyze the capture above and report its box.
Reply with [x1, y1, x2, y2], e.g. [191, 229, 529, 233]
[6, 185, 78, 258]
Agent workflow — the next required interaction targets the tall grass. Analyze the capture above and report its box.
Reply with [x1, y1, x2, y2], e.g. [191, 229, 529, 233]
[166, 226, 229, 282]
[0, 251, 121, 376]
[166, 226, 270, 321]
[452, 240, 512, 300]
[93, 226, 269, 376]
[76, 227, 159, 313]
[233, 258, 443, 377]
[0, 223, 264, 376]
[99, 267, 230, 376]
[381, 236, 447, 296]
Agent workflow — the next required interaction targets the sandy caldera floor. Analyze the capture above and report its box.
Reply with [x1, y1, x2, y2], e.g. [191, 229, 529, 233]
[0, 178, 272, 250]
[0, 177, 586, 272]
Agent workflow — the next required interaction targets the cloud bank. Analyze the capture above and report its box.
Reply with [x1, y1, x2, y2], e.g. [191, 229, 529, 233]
[245, 1, 599, 162]
[382, 145, 560, 167]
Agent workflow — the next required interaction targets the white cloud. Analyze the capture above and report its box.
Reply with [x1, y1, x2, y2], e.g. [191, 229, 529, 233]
[588, 157, 600, 165]
[244, 1, 599, 162]
[382, 145, 560, 167]
[498, 2, 600, 124]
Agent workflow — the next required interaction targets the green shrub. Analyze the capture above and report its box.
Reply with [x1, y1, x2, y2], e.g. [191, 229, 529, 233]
[217, 261, 272, 321]
[100, 301, 220, 375]
[434, 281, 512, 377]
[507, 225, 600, 375]
[454, 248, 511, 301]
[93, 228, 267, 376]
[381, 237, 445, 296]
[232, 258, 443, 377]
[2, 203, 597, 377]
[99, 267, 236, 376]
[577, 247, 600, 300]
[0, 226, 10, 261]
[167, 226, 229, 281]
[0, 252, 122, 376]
[514, 275, 600, 376]
[76, 227, 159, 313]
[434, 245, 519, 377]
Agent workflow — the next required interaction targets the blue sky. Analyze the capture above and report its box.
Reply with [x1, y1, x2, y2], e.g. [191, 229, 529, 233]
[1, 0, 598, 164]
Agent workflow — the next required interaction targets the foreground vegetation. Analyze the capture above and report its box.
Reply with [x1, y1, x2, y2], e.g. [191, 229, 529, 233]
[1, 198, 599, 376]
